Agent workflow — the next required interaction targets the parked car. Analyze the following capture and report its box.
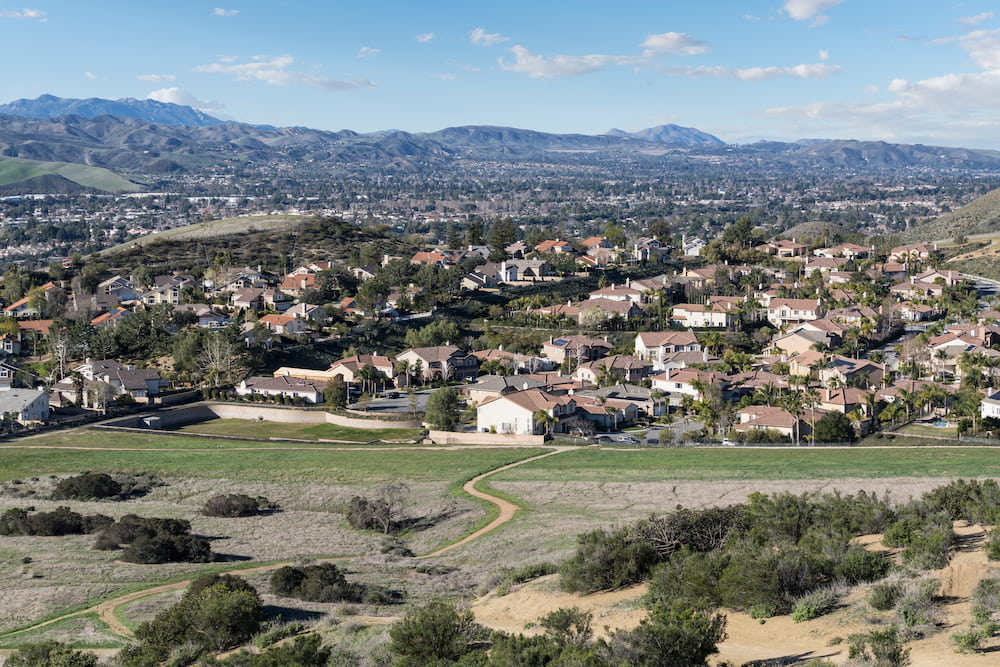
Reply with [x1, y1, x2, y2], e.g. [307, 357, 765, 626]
[614, 435, 641, 445]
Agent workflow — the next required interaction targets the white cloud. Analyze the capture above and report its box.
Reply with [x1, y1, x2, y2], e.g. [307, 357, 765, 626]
[663, 62, 841, 81]
[469, 27, 509, 46]
[742, 14, 761, 21]
[498, 45, 639, 79]
[783, 0, 842, 23]
[356, 46, 379, 58]
[928, 29, 1000, 69]
[84, 71, 97, 80]
[641, 32, 709, 56]
[147, 88, 224, 110]
[416, 32, 435, 43]
[196, 55, 375, 91]
[958, 12, 994, 31]
[138, 74, 177, 82]
[0, 8, 43, 19]
[865, 84, 879, 94]
[819, 49, 829, 60]
[213, 8, 239, 17]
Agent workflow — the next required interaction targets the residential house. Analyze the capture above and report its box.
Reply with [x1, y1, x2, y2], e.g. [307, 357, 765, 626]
[257, 314, 308, 336]
[682, 237, 706, 256]
[669, 303, 733, 328]
[464, 375, 547, 404]
[0, 334, 20, 357]
[327, 354, 396, 386]
[575, 297, 644, 323]
[174, 304, 229, 328]
[505, 259, 553, 280]
[766, 299, 822, 328]
[396, 346, 478, 383]
[0, 388, 49, 423]
[285, 303, 327, 323]
[91, 307, 131, 328]
[803, 257, 850, 275]
[575, 383, 668, 418]
[634, 331, 701, 370]
[889, 243, 937, 263]
[52, 359, 167, 406]
[2, 282, 64, 318]
[543, 335, 613, 365]
[574, 355, 654, 386]
[814, 243, 870, 260]
[97, 275, 142, 302]
[476, 389, 576, 435]
[235, 375, 326, 403]
[758, 239, 809, 258]
[652, 368, 730, 398]
[535, 239, 576, 254]
[818, 355, 885, 389]
[733, 406, 801, 440]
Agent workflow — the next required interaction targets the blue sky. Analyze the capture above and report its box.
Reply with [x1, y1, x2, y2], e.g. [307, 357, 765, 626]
[3, 1, 1000, 148]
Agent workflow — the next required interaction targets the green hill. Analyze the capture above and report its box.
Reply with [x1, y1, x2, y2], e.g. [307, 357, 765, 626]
[0, 156, 142, 193]
[897, 186, 1000, 243]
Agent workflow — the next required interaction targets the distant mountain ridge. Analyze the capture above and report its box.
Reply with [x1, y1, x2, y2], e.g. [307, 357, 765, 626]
[605, 124, 725, 146]
[0, 94, 225, 127]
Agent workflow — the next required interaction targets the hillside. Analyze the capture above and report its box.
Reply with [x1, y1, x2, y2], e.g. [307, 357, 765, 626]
[100, 215, 415, 276]
[899, 186, 1000, 243]
[0, 155, 142, 193]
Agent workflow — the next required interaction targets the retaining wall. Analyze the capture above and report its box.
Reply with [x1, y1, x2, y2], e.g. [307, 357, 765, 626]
[426, 430, 546, 446]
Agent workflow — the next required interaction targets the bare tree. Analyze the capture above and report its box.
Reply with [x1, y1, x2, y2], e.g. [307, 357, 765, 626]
[346, 482, 410, 534]
[200, 332, 247, 385]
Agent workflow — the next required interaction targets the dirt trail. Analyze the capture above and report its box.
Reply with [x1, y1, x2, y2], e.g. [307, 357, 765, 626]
[421, 447, 570, 558]
[0, 446, 567, 642]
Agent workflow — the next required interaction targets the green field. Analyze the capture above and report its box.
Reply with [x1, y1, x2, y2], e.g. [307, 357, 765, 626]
[0, 156, 141, 192]
[489, 446, 1000, 482]
[170, 418, 421, 442]
[0, 437, 547, 484]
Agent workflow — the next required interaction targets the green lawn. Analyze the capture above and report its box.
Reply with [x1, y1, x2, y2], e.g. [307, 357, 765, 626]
[0, 438, 548, 484]
[171, 418, 421, 442]
[489, 446, 1000, 482]
[896, 423, 960, 438]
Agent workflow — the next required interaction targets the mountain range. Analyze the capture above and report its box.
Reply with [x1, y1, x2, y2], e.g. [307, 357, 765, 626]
[2, 95, 1000, 194]
[0, 94, 226, 128]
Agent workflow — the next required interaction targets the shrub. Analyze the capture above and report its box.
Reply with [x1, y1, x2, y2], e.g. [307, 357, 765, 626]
[869, 582, 904, 611]
[883, 518, 920, 547]
[6, 641, 97, 667]
[604, 600, 728, 667]
[52, 472, 121, 500]
[559, 527, 659, 594]
[717, 545, 816, 616]
[203, 493, 261, 517]
[901, 531, 952, 570]
[645, 548, 728, 611]
[986, 529, 1000, 561]
[121, 534, 212, 564]
[120, 576, 263, 666]
[952, 626, 987, 653]
[896, 579, 940, 637]
[971, 576, 1000, 615]
[270, 562, 398, 604]
[388, 600, 486, 664]
[792, 587, 841, 623]
[834, 545, 890, 584]
[0, 506, 112, 537]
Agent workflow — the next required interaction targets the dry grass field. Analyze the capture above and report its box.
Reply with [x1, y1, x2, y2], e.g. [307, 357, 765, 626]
[4, 432, 1000, 662]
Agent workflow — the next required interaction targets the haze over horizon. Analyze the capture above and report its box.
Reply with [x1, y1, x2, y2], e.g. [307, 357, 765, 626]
[3, 1, 1000, 149]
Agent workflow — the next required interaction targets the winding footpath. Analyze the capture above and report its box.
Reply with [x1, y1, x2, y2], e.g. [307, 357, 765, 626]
[0, 445, 570, 642]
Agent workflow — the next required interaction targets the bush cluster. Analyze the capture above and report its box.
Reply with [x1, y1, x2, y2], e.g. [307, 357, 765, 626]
[270, 562, 400, 604]
[52, 472, 122, 500]
[93, 514, 212, 564]
[0, 506, 112, 536]
[202, 493, 273, 517]
[564, 490, 898, 617]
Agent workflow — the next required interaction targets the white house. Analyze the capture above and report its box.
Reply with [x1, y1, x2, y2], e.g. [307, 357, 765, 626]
[634, 331, 700, 371]
[0, 389, 49, 423]
[235, 375, 326, 403]
[476, 389, 576, 435]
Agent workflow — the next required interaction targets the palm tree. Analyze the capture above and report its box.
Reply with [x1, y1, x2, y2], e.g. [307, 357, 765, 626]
[395, 359, 411, 388]
[753, 383, 780, 408]
[895, 387, 915, 423]
[533, 409, 556, 437]
[782, 390, 806, 446]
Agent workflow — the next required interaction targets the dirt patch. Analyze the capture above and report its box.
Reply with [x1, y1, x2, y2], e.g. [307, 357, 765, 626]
[472, 575, 647, 638]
